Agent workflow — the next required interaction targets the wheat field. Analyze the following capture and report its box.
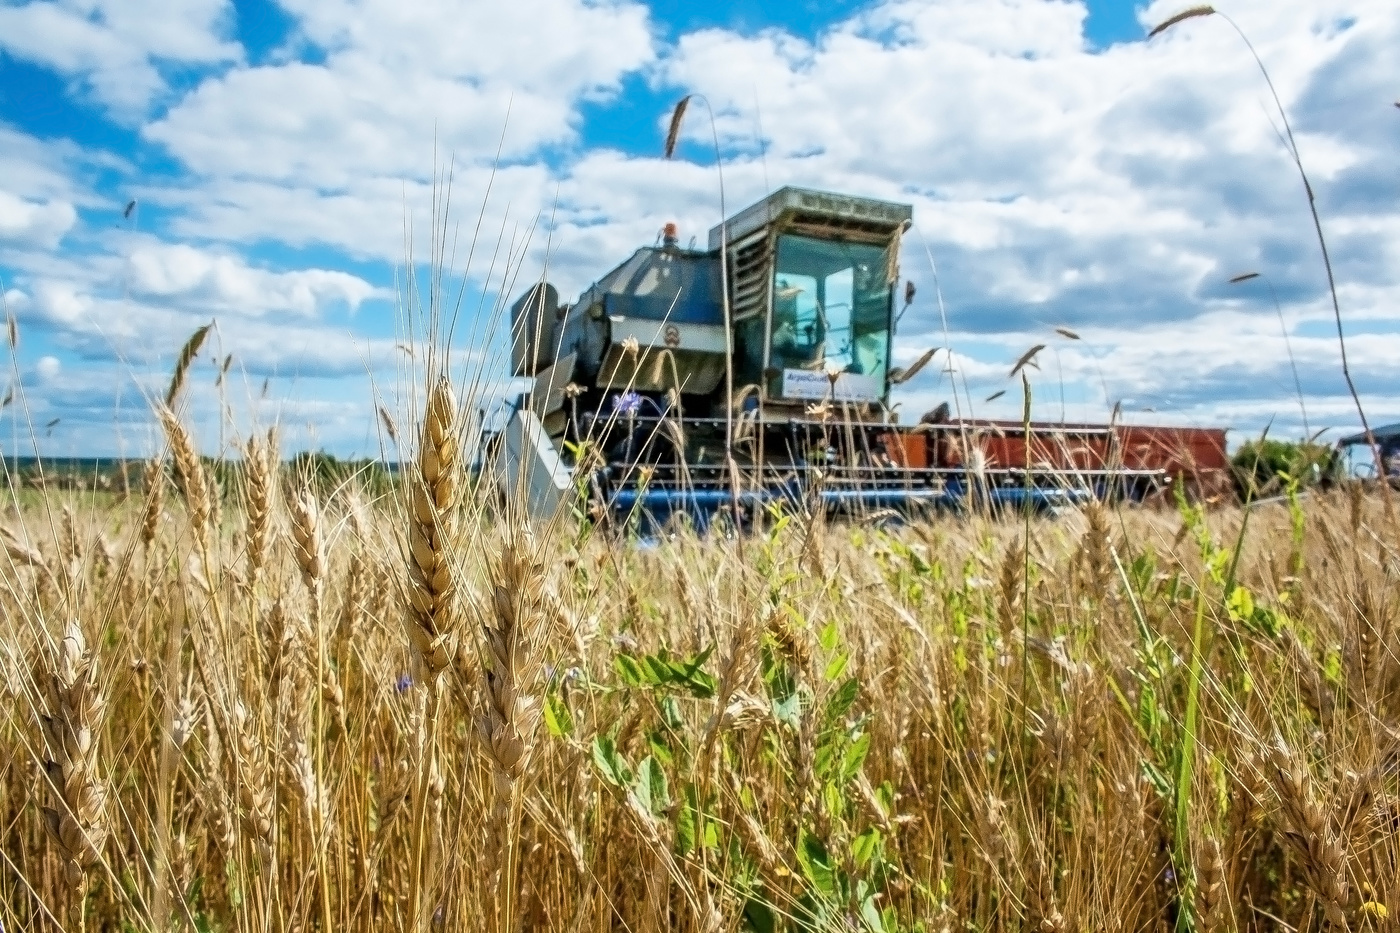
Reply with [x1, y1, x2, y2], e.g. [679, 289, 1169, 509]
[0, 395, 1397, 933]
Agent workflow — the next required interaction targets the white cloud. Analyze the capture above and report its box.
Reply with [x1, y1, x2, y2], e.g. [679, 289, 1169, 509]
[0, 0, 241, 114]
[144, 0, 653, 185]
[0, 190, 78, 249]
[22, 280, 397, 376]
[34, 355, 61, 382]
[124, 240, 388, 316]
[2, 288, 28, 312]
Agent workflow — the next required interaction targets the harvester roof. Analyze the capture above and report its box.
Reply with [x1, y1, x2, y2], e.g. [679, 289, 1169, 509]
[1337, 422, 1400, 447]
[708, 186, 913, 250]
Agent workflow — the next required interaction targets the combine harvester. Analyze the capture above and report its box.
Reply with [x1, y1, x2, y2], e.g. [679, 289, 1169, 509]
[492, 187, 1228, 529]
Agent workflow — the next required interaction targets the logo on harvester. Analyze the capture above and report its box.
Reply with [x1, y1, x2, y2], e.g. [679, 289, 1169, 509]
[663, 324, 681, 347]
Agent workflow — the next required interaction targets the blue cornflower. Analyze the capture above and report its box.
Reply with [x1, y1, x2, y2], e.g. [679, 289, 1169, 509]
[612, 390, 642, 415]
[395, 673, 413, 693]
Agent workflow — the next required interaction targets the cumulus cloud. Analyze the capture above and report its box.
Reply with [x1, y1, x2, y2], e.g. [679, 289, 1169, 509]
[144, 0, 653, 185]
[20, 280, 398, 377]
[0, 0, 241, 114]
[124, 241, 388, 315]
[34, 355, 61, 383]
[0, 191, 77, 249]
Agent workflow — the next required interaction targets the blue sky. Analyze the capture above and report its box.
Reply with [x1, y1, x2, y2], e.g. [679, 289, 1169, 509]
[1, 0, 1397, 459]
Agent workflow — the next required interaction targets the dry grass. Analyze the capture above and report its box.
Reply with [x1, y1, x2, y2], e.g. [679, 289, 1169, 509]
[0, 440, 1397, 932]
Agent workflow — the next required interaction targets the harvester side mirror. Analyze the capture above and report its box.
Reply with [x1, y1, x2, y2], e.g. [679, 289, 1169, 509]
[895, 280, 916, 328]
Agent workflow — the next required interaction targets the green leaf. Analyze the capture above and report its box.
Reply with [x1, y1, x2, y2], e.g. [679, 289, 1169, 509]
[876, 780, 896, 814]
[823, 780, 844, 819]
[1250, 606, 1284, 638]
[592, 735, 632, 787]
[743, 896, 778, 933]
[842, 732, 872, 782]
[1323, 649, 1343, 686]
[647, 729, 675, 766]
[1226, 585, 1254, 623]
[852, 827, 882, 869]
[825, 678, 860, 724]
[676, 782, 699, 854]
[643, 652, 674, 686]
[859, 885, 885, 932]
[632, 755, 670, 818]
[819, 620, 840, 653]
[796, 830, 838, 897]
[614, 653, 647, 687]
[1141, 759, 1172, 799]
[824, 651, 850, 682]
[544, 692, 573, 738]
[672, 645, 718, 698]
[659, 694, 685, 731]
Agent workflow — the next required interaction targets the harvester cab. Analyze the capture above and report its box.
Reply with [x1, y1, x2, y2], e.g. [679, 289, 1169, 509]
[717, 188, 912, 408]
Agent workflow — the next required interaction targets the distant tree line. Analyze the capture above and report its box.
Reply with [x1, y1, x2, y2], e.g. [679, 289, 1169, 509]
[9, 452, 397, 499]
[1230, 438, 1340, 499]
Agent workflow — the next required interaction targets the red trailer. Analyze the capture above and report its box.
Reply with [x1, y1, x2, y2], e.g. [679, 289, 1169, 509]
[883, 419, 1230, 500]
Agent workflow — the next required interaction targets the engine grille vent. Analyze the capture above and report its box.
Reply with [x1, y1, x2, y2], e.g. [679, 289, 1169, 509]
[729, 233, 771, 323]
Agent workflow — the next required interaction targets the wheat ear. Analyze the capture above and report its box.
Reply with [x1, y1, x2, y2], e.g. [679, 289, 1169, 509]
[404, 377, 460, 678]
[291, 489, 324, 599]
[242, 433, 276, 593]
[1197, 835, 1226, 932]
[480, 529, 550, 802]
[38, 622, 109, 888]
[230, 701, 274, 860]
[1266, 737, 1350, 925]
[158, 407, 211, 542]
[2, 525, 54, 592]
[140, 459, 165, 553]
[292, 489, 345, 728]
[478, 527, 553, 931]
[290, 485, 340, 933]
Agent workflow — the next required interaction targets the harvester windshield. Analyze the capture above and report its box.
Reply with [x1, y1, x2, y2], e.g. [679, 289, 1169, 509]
[769, 234, 891, 397]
